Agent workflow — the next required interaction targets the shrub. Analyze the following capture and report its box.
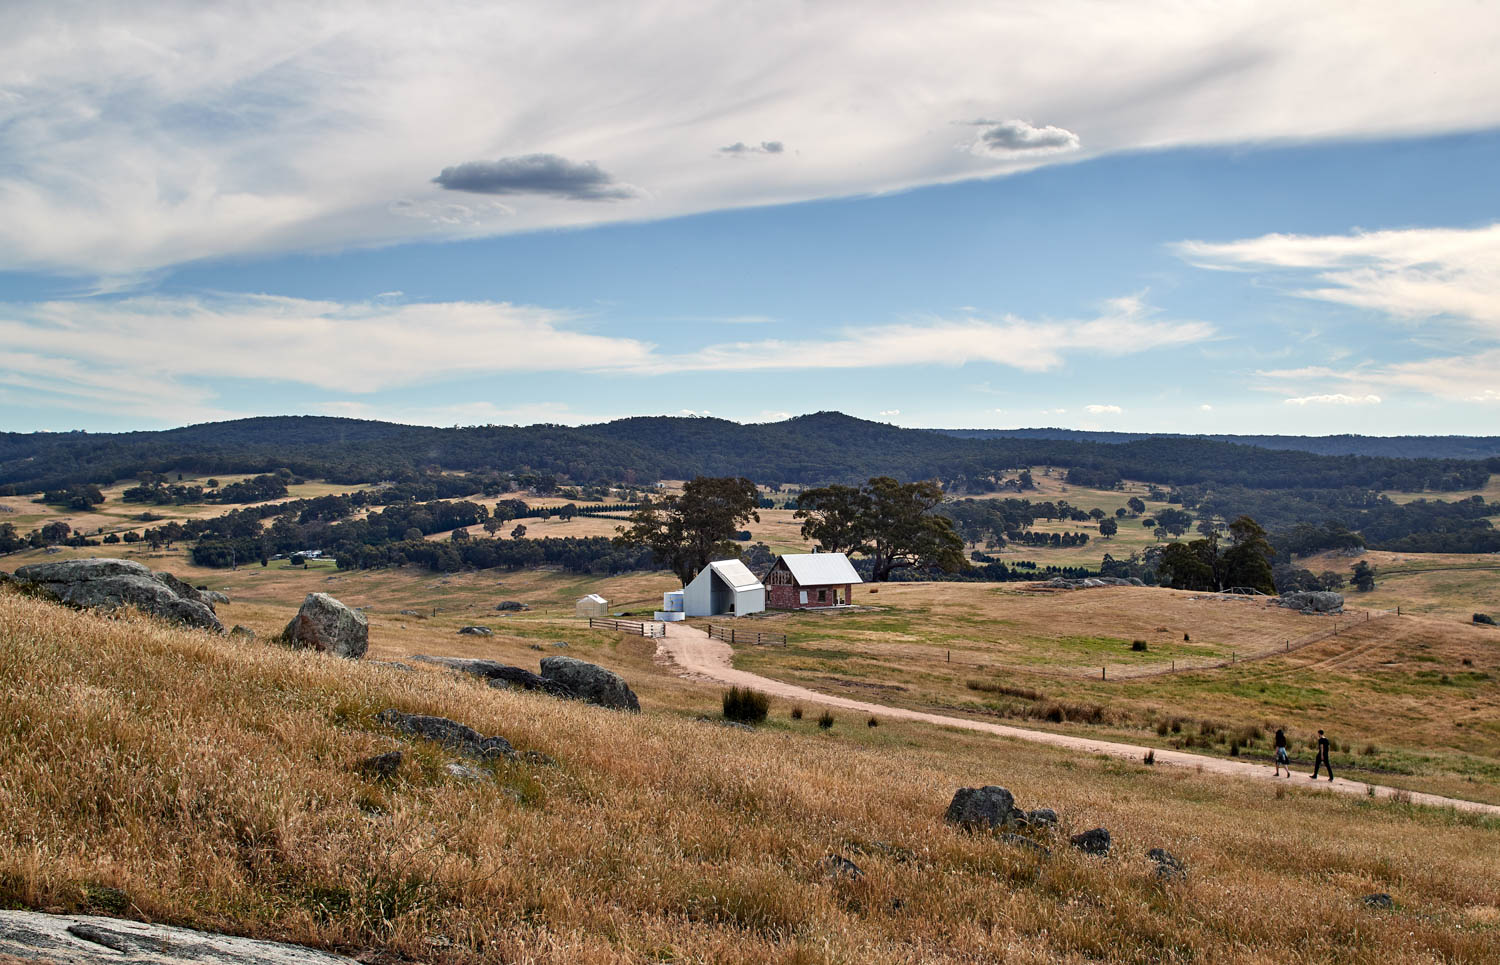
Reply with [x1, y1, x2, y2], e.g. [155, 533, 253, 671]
[817, 710, 835, 730]
[1361, 743, 1378, 756]
[722, 687, 770, 724]
[866, 716, 878, 728]
[1130, 640, 1148, 652]
[790, 705, 803, 720]
[1155, 720, 1170, 736]
[1474, 613, 1497, 626]
[1183, 632, 1191, 642]
[1143, 749, 1155, 766]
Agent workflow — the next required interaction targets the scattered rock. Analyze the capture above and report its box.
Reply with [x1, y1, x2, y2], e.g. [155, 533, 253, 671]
[1147, 847, 1186, 881]
[356, 750, 403, 779]
[407, 655, 575, 697]
[1274, 591, 1345, 615]
[1070, 828, 1111, 856]
[0, 910, 359, 964]
[399, 609, 422, 616]
[202, 590, 230, 605]
[457, 625, 492, 636]
[550, 641, 570, 648]
[521, 749, 556, 767]
[229, 625, 255, 639]
[1025, 807, 1059, 829]
[539, 655, 640, 711]
[1038, 576, 1144, 590]
[817, 854, 864, 880]
[1001, 833, 1050, 856]
[377, 708, 514, 760]
[529, 644, 545, 651]
[496, 600, 529, 611]
[281, 592, 368, 658]
[944, 785, 1026, 830]
[11, 559, 223, 632]
[445, 762, 488, 782]
[1362, 893, 1394, 910]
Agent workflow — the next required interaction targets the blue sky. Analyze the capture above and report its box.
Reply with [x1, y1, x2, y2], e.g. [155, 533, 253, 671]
[2, 2, 1499, 435]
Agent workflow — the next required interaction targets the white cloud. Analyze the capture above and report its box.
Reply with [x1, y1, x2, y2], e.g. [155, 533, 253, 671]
[1176, 223, 1500, 337]
[1283, 393, 1382, 406]
[1084, 403, 1122, 414]
[4, 2, 1500, 277]
[1199, 403, 1213, 411]
[969, 119, 1079, 158]
[1261, 350, 1500, 404]
[879, 409, 901, 417]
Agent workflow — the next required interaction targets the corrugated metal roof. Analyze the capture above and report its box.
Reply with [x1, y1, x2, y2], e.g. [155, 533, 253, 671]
[778, 552, 862, 585]
[708, 558, 763, 590]
[579, 594, 607, 604]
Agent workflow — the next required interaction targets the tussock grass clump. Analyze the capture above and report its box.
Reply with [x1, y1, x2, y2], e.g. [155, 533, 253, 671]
[789, 704, 803, 720]
[1130, 639, 1148, 652]
[817, 710, 835, 730]
[721, 686, 770, 724]
[964, 679, 1043, 701]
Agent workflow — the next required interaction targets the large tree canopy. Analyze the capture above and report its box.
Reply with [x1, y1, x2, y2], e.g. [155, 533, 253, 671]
[1157, 514, 1275, 594]
[797, 476, 966, 581]
[614, 476, 760, 585]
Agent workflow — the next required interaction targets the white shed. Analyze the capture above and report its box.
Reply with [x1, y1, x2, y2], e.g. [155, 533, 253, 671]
[574, 593, 609, 618]
[682, 559, 765, 617]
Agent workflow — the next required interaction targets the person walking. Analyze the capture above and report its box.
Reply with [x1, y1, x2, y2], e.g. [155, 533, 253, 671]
[1273, 727, 1291, 777]
[1310, 729, 1334, 781]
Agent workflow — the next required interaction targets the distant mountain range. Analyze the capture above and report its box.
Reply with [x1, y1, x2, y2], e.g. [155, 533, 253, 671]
[2, 412, 1495, 495]
[937, 428, 1500, 461]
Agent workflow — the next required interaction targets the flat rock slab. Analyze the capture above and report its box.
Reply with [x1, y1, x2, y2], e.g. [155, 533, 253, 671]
[11, 559, 222, 632]
[0, 911, 357, 964]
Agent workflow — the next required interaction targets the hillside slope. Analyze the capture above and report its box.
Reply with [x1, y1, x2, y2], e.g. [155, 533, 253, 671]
[2, 590, 1497, 963]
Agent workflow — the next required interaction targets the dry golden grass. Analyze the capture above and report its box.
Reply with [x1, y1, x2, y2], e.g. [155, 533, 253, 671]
[4, 588, 1500, 963]
[1300, 550, 1500, 621]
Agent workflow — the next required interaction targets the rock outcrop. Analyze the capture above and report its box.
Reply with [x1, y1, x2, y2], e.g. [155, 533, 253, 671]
[944, 785, 1026, 830]
[10, 559, 222, 631]
[1070, 827, 1111, 856]
[457, 625, 492, 636]
[1275, 591, 1344, 614]
[376, 708, 514, 760]
[0, 911, 358, 964]
[281, 593, 367, 658]
[407, 655, 576, 697]
[539, 655, 640, 711]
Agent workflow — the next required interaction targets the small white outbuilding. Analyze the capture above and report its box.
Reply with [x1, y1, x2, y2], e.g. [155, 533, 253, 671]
[682, 559, 765, 617]
[574, 593, 609, 618]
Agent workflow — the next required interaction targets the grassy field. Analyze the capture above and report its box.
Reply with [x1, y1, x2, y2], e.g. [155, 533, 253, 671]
[730, 582, 1500, 805]
[1301, 550, 1500, 622]
[5, 587, 1500, 963]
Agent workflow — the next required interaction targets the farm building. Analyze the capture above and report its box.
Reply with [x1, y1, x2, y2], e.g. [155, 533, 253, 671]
[764, 552, 861, 609]
[574, 593, 609, 618]
[682, 559, 765, 617]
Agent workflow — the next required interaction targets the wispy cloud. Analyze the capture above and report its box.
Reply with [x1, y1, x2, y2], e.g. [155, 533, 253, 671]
[719, 141, 785, 156]
[1084, 403, 1122, 414]
[1175, 223, 1500, 338]
[1283, 393, 1381, 406]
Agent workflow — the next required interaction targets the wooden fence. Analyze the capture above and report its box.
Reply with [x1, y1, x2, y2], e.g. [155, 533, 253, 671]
[588, 617, 665, 638]
[707, 624, 787, 646]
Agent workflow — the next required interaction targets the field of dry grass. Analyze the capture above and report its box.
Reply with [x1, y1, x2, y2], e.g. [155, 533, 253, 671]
[4, 588, 1500, 963]
[732, 583, 1500, 804]
[1300, 549, 1500, 622]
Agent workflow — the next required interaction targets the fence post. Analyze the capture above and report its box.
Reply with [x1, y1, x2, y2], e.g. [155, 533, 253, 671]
[1102, 666, 1106, 680]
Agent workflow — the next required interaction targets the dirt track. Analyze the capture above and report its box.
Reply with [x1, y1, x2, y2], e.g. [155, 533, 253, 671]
[656, 621, 1500, 817]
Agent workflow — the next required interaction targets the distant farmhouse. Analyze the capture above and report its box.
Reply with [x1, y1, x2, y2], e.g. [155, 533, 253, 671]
[683, 559, 766, 617]
[764, 552, 861, 609]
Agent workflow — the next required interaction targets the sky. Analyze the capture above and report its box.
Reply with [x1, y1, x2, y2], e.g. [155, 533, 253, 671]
[2, 1, 1499, 436]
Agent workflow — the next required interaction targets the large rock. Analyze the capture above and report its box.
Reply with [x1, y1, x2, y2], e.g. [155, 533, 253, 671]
[1275, 591, 1345, 614]
[408, 655, 574, 697]
[0, 910, 358, 964]
[1070, 827, 1112, 856]
[376, 708, 514, 760]
[539, 655, 640, 711]
[152, 571, 208, 606]
[11, 559, 222, 632]
[281, 593, 367, 658]
[944, 785, 1026, 830]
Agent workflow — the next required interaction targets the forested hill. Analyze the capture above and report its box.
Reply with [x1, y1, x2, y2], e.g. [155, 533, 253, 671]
[1, 412, 1495, 494]
[940, 428, 1500, 460]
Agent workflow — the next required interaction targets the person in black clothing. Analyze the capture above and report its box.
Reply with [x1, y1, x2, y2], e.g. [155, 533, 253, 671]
[1310, 729, 1334, 781]
[1273, 727, 1291, 777]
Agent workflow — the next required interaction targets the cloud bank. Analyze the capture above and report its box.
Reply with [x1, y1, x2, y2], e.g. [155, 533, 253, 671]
[4, 1, 1499, 277]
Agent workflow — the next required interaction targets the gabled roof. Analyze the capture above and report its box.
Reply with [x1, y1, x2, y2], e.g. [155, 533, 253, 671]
[704, 558, 763, 590]
[776, 552, 862, 585]
[579, 593, 607, 604]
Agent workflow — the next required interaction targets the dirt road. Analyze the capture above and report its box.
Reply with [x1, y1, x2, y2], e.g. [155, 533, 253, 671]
[656, 621, 1500, 817]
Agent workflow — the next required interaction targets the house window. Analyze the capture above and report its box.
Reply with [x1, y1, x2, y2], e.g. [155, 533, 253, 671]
[799, 590, 808, 604]
[817, 589, 827, 602]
